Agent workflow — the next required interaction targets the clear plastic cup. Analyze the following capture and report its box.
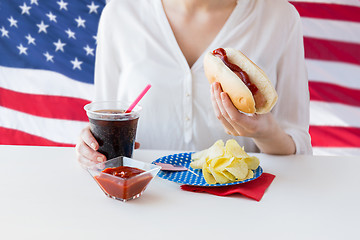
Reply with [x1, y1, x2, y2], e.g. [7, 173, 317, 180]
[84, 101, 142, 160]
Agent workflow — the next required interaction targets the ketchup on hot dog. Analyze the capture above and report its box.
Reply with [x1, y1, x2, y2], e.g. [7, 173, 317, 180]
[212, 48, 258, 95]
[212, 48, 266, 109]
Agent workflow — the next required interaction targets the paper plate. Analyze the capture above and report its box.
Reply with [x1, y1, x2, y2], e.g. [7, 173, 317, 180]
[152, 152, 263, 187]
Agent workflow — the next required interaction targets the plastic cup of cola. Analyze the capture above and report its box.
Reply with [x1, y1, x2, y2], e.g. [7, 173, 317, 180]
[84, 101, 142, 160]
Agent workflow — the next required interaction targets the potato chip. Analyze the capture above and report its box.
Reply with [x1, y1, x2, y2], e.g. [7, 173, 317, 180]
[209, 156, 234, 171]
[243, 156, 260, 170]
[202, 165, 217, 184]
[220, 169, 236, 181]
[190, 156, 206, 169]
[190, 140, 225, 169]
[191, 149, 207, 160]
[225, 139, 249, 159]
[208, 164, 231, 184]
[190, 149, 208, 169]
[225, 158, 248, 180]
[191, 139, 260, 184]
[246, 169, 254, 179]
[208, 140, 225, 159]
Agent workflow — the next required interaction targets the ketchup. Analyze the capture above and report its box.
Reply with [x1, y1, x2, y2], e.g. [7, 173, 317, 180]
[94, 166, 153, 201]
[102, 166, 145, 178]
[212, 48, 258, 95]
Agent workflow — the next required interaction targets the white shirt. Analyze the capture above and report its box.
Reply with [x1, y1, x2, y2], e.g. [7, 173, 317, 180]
[94, 0, 313, 154]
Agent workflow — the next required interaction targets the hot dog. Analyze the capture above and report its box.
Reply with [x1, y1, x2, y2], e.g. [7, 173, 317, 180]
[204, 48, 278, 114]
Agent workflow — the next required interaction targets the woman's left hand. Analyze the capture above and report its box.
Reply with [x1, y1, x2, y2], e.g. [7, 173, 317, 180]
[210, 82, 273, 138]
[210, 82, 296, 155]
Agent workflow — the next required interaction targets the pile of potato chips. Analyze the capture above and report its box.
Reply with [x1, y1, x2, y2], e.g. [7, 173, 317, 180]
[190, 139, 260, 184]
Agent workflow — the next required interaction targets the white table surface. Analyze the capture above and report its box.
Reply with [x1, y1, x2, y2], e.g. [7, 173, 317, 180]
[0, 145, 359, 240]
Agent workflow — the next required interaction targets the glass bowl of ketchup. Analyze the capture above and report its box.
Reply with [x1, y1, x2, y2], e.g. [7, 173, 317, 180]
[87, 156, 161, 202]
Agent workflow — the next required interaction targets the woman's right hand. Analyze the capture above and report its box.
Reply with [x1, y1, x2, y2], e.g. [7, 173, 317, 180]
[75, 125, 141, 168]
[75, 125, 106, 168]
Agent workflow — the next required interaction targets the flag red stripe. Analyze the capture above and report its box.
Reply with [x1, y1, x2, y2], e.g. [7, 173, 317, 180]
[290, 2, 360, 22]
[310, 126, 360, 147]
[304, 37, 360, 66]
[0, 87, 89, 121]
[0, 127, 74, 147]
[309, 81, 360, 107]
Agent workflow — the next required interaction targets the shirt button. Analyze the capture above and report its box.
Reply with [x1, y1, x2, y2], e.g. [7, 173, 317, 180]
[185, 116, 190, 121]
[186, 93, 190, 97]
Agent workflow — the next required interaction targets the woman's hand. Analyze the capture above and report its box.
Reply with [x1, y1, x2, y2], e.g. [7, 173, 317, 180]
[75, 125, 140, 167]
[211, 82, 272, 138]
[75, 125, 106, 168]
[210, 82, 295, 155]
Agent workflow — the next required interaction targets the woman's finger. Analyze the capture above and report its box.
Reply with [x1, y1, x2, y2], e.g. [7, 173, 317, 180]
[75, 138, 106, 164]
[220, 91, 258, 136]
[212, 83, 229, 118]
[210, 83, 222, 118]
[77, 155, 104, 168]
[211, 83, 239, 135]
[220, 92, 256, 126]
[80, 125, 99, 151]
[220, 92, 270, 137]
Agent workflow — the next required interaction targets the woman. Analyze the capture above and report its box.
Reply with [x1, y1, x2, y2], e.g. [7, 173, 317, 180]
[76, 0, 313, 166]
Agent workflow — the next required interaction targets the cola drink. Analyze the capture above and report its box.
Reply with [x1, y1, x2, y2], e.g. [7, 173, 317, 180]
[84, 102, 141, 160]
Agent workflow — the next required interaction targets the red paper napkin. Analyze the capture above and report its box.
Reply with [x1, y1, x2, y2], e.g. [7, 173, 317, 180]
[180, 173, 275, 201]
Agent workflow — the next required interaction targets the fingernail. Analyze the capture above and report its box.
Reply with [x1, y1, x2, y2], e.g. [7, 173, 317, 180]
[213, 82, 218, 90]
[97, 156, 104, 162]
[221, 92, 226, 100]
[91, 142, 97, 150]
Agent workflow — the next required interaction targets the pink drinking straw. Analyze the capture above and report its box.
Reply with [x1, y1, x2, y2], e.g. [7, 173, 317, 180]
[125, 84, 152, 113]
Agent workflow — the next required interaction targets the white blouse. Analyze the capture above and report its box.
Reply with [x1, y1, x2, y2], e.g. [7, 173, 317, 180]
[94, 0, 313, 154]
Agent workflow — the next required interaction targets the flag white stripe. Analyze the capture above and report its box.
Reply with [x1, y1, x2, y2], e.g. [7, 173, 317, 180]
[310, 101, 360, 127]
[306, 59, 360, 90]
[0, 106, 88, 144]
[291, 0, 360, 7]
[0, 66, 94, 100]
[313, 147, 360, 156]
[302, 17, 360, 44]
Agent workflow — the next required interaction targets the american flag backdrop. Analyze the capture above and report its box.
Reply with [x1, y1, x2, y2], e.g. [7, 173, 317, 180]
[290, 0, 360, 155]
[0, 0, 359, 155]
[0, 0, 105, 147]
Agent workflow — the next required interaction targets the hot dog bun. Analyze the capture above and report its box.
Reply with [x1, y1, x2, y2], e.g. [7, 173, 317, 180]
[204, 48, 278, 114]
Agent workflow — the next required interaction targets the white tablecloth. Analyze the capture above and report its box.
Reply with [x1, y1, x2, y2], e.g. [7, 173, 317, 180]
[0, 145, 359, 240]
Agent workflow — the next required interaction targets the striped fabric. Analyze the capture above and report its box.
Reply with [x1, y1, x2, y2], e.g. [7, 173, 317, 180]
[0, 0, 359, 155]
[0, 0, 103, 146]
[290, 0, 360, 155]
